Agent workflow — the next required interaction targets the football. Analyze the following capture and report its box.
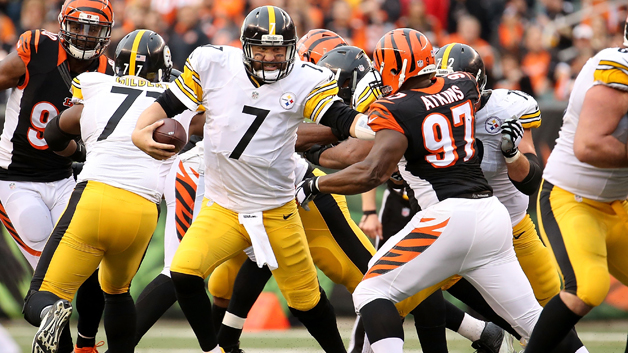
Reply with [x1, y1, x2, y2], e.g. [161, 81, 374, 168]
[153, 118, 187, 153]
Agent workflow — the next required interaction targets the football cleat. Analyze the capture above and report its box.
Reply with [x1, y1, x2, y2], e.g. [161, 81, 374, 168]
[32, 299, 73, 353]
[471, 322, 504, 353]
[74, 341, 104, 353]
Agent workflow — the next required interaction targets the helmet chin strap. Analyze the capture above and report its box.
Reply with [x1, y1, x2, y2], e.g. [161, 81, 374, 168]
[254, 67, 281, 81]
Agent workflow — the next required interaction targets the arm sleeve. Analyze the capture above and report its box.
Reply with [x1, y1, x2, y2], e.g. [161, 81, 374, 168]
[156, 89, 188, 119]
[509, 153, 542, 195]
[318, 101, 359, 140]
[44, 114, 79, 152]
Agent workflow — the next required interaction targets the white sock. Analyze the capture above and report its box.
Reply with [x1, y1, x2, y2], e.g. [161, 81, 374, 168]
[575, 346, 589, 353]
[370, 337, 403, 353]
[222, 312, 246, 329]
[204, 344, 222, 353]
[457, 313, 485, 342]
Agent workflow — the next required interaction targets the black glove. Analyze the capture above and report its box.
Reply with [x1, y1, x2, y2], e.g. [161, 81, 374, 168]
[304, 144, 334, 166]
[295, 176, 320, 211]
[70, 139, 86, 162]
[500, 118, 524, 159]
[71, 162, 84, 181]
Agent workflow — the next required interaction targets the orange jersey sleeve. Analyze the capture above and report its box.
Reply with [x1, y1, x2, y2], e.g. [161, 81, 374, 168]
[367, 100, 405, 134]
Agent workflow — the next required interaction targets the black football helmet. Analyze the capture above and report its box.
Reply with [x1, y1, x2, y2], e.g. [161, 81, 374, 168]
[317, 46, 372, 104]
[240, 6, 297, 83]
[114, 29, 173, 82]
[624, 17, 628, 46]
[434, 43, 487, 91]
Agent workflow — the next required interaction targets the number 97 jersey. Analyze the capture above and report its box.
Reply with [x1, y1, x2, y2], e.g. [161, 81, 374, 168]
[168, 45, 341, 213]
[367, 72, 491, 210]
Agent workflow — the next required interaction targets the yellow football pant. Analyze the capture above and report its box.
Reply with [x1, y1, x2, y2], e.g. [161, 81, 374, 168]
[172, 199, 321, 311]
[512, 213, 560, 306]
[38, 181, 158, 300]
[538, 180, 628, 307]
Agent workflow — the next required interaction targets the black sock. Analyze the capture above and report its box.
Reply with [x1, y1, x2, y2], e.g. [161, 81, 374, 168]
[218, 258, 272, 350]
[526, 295, 583, 353]
[444, 300, 465, 332]
[76, 269, 104, 348]
[447, 278, 521, 339]
[171, 272, 217, 351]
[349, 317, 365, 353]
[289, 289, 346, 353]
[104, 292, 135, 353]
[360, 299, 404, 345]
[211, 304, 227, 332]
[412, 290, 448, 353]
[134, 274, 177, 346]
[552, 328, 585, 353]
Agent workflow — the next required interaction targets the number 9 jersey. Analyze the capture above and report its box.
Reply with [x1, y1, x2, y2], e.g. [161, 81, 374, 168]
[168, 45, 341, 213]
[0, 29, 112, 182]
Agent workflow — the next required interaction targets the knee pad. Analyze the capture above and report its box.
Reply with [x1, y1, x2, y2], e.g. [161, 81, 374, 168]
[572, 264, 610, 307]
[208, 263, 235, 300]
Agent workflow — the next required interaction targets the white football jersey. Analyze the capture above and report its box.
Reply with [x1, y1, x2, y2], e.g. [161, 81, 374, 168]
[73, 72, 195, 203]
[543, 48, 628, 202]
[475, 88, 541, 225]
[169, 45, 341, 213]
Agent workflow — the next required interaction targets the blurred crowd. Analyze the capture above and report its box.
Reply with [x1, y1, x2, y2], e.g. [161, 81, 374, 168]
[0, 0, 627, 101]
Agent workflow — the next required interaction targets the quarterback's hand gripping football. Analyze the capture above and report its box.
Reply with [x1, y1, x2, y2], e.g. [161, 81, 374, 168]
[295, 177, 320, 211]
[131, 120, 177, 161]
[351, 69, 389, 113]
[500, 118, 524, 160]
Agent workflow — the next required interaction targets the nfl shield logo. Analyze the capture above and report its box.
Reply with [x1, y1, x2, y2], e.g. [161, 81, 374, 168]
[280, 92, 296, 110]
[252, 91, 259, 99]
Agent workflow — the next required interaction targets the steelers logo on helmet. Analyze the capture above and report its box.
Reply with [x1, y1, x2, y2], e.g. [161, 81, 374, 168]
[58, 0, 114, 60]
[485, 116, 502, 134]
[280, 92, 296, 110]
[241, 6, 298, 84]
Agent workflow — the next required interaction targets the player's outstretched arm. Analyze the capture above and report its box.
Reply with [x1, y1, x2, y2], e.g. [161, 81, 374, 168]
[295, 123, 338, 152]
[308, 138, 374, 169]
[574, 84, 628, 168]
[132, 102, 177, 160]
[0, 51, 26, 90]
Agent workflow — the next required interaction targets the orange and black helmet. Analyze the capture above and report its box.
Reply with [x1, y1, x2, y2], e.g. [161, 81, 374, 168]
[58, 0, 114, 60]
[373, 28, 435, 94]
[296, 29, 347, 64]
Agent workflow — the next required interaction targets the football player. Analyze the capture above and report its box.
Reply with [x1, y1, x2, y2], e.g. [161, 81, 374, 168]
[524, 19, 628, 353]
[297, 29, 347, 64]
[22, 29, 199, 353]
[0, 1, 114, 352]
[295, 28, 545, 353]
[131, 6, 371, 353]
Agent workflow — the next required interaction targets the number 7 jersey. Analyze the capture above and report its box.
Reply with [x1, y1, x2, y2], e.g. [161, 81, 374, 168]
[168, 45, 341, 213]
[367, 73, 491, 210]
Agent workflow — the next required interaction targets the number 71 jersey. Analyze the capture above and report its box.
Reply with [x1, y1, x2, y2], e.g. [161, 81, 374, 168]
[367, 73, 491, 210]
[73, 72, 195, 204]
[168, 45, 341, 213]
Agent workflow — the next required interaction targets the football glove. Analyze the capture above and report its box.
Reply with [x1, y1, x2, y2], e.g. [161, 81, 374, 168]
[295, 176, 320, 211]
[351, 69, 390, 113]
[500, 118, 524, 159]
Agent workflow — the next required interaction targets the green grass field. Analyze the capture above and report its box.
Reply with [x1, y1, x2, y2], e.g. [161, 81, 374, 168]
[4, 318, 628, 352]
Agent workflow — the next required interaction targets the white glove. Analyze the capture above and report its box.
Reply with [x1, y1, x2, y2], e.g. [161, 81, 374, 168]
[351, 69, 389, 113]
[500, 118, 524, 159]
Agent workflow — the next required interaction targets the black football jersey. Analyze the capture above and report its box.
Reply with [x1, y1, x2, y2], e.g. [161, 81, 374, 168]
[0, 29, 113, 182]
[368, 73, 492, 210]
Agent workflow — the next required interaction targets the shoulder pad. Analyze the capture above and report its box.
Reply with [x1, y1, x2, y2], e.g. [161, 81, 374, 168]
[593, 47, 628, 92]
[491, 89, 541, 128]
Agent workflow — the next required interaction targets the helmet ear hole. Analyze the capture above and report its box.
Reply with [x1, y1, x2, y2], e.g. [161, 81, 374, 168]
[390, 68, 399, 76]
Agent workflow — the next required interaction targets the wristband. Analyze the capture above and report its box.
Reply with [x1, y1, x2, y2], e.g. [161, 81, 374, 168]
[505, 150, 522, 164]
[363, 210, 377, 216]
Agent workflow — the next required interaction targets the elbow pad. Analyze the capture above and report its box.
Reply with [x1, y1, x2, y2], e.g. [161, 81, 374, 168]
[44, 114, 79, 152]
[510, 153, 542, 195]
